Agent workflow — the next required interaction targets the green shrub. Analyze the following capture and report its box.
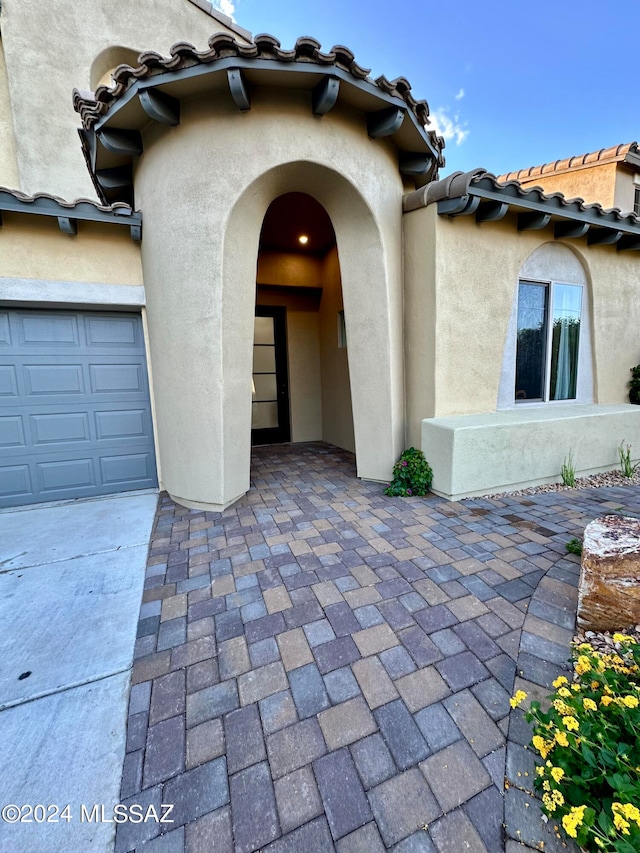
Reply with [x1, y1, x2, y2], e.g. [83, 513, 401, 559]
[566, 538, 583, 556]
[561, 451, 577, 487]
[384, 447, 433, 497]
[511, 635, 640, 851]
[629, 366, 640, 405]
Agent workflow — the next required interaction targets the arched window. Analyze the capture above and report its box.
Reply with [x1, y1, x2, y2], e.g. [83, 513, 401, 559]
[497, 244, 593, 408]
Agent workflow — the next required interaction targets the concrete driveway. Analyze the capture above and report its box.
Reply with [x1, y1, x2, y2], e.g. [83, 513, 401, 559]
[0, 491, 158, 853]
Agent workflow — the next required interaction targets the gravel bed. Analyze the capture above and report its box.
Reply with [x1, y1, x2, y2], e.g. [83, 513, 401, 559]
[574, 625, 640, 656]
[484, 468, 640, 499]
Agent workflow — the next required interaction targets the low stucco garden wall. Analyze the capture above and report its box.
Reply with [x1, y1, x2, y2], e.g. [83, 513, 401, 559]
[422, 403, 640, 500]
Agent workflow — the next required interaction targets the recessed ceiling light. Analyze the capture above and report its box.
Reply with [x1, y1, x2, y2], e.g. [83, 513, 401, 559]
[298, 235, 309, 245]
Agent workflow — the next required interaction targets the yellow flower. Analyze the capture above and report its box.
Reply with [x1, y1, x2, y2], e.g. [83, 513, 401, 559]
[553, 699, 572, 715]
[532, 735, 545, 751]
[562, 805, 586, 838]
[571, 683, 581, 692]
[622, 695, 639, 708]
[583, 698, 597, 711]
[550, 766, 565, 783]
[557, 687, 571, 698]
[555, 730, 569, 747]
[613, 803, 640, 829]
[562, 715, 579, 732]
[575, 656, 591, 675]
[553, 676, 568, 688]
[543, 780, 551, 791]
[613, 633, 636, 644]
[612, 811, 631, 835]
[536, 766, 545, 777]
[510, 689, 527, 709]
[601, 695, 613, 707]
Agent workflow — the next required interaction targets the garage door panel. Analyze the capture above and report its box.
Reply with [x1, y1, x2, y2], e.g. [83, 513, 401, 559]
[18, 313, 80, 346]
[24, 364, 85, 396]
[30, 412, 91, 445]
[0, 310, 157, 507]
[85, 315, 140, 347]
[95, 409, 147, 440]
[0, 314, 10, 345]
[90, 363, 144, 393]
[37, 458, 95, 492]
[0, 464, 31, 497]
[101, 453, 154, 485]
[0, 416, 26, 447]
[0, 365, 18, 396]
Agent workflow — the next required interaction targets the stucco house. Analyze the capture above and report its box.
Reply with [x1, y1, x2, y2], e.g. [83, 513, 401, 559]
[1, 0, 639, 511]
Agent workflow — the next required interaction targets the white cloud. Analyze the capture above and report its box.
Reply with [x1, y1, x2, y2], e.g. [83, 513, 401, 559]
[454, 88, 465, 100]
[429, 107, 469, 146]
[212, 0, 235, 19]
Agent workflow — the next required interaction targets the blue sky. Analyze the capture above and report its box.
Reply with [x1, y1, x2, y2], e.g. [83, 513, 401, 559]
[212, 0, 639, 177]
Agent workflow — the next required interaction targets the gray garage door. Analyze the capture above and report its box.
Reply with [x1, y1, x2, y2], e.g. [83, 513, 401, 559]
[0, 309, 158, 508]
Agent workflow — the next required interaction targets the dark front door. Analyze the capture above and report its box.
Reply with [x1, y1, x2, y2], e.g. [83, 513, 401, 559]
[251, 306, 290, 445]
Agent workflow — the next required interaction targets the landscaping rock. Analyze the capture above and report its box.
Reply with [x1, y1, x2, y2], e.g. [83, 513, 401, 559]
[578, 515, 640, 631]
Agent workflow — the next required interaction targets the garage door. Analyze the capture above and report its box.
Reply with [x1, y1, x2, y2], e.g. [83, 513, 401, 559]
[0, 309, 158, 508]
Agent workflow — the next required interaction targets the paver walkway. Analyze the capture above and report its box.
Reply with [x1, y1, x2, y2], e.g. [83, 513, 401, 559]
[115, 442, 640, 853]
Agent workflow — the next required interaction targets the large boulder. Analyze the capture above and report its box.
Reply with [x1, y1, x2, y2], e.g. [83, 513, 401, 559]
[578, 515, 640, 631]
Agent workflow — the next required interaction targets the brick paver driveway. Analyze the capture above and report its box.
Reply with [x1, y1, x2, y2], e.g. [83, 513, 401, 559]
[116, 443, 640, 852]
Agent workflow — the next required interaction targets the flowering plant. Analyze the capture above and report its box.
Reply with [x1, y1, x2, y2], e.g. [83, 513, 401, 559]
[384, 447, 433, 497]
[511, 635, 640, 851]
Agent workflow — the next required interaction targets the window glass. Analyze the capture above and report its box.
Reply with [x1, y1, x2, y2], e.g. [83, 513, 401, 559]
[549, 285, 581, 400]
[515, 280, 582, 403]
[515, 282, 548, 401]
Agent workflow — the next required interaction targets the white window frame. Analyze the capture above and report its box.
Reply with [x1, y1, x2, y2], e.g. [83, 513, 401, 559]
[497, 243, 593, 411]
[515, 278, 584, 405]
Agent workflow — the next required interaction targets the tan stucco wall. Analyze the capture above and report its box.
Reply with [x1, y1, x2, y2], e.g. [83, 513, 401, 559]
[613, 169, 637, 215]
[0, 0, 245, 200]
[404, 204, 437, 448]
[0, 38, 19, 188]
[257, 252, 322, 288]
[319, 247, 355, 453]
[588, 243, 640, 403]
[404, 211, 640, 425]
[136, 92, 405, 509]
[430, 216, 540, 418]
[424, 404, 640, 500]
[0, 214, 142, 284]
[407, 208, 640, 498]
[518, 163, 618, 208]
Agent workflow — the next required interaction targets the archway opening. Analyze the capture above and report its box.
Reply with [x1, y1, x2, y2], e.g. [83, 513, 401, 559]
[251, 192, 355, 452]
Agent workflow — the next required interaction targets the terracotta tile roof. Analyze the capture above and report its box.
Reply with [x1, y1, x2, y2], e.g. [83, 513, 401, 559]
[498, 142, 639, 183]
[0, 186, 134, 216]
[404, 169, 640, 246]
[72, 32, 444, 158]
[0, 186, 141, 239]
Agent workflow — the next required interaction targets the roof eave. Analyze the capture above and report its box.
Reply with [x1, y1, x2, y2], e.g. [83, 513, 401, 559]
[403, 170, 640, 251]
[0, 187, 142, 241]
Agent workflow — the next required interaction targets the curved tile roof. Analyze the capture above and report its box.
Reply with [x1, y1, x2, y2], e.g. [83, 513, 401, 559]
[403, 169, 640, 240]
[0, 186, 140, 239]
[0, 186, 134, 215]
[498, 142, 639, 183]
[73, 32, 444, 158]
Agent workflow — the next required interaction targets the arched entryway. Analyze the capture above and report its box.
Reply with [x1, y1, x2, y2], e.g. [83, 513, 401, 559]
[251, 192, 355, 455]
[219, 160, 405, 509]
